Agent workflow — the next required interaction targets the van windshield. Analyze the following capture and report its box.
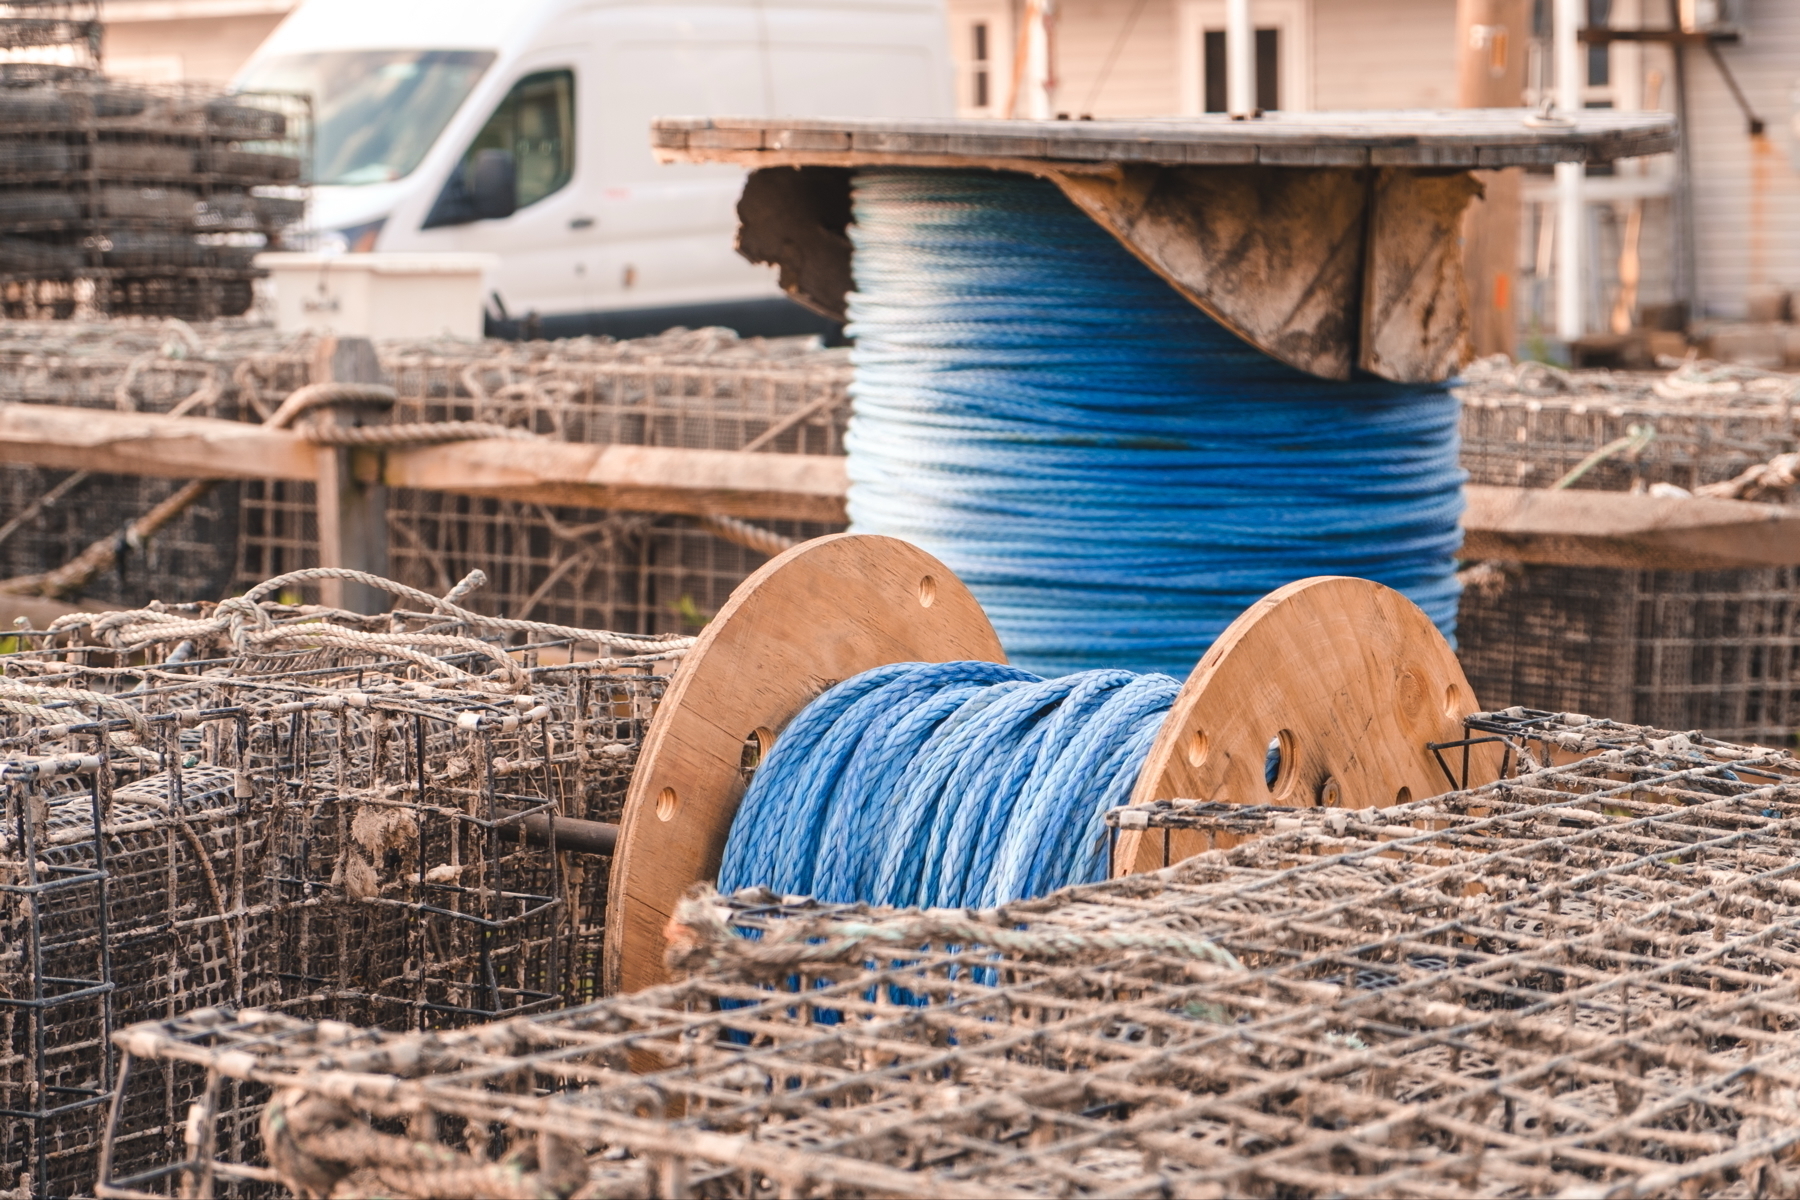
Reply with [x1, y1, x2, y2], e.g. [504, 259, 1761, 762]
[238, 49, 496, 185]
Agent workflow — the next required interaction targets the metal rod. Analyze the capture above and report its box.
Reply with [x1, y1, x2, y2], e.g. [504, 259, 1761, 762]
[1227, 0, 1255, 117]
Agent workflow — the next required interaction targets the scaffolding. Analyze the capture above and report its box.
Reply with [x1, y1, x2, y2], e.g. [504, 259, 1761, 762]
[101, 708, 1800, 1199]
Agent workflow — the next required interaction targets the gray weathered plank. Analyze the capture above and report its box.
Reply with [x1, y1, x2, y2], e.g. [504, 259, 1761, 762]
[654, 110, 1676, 170]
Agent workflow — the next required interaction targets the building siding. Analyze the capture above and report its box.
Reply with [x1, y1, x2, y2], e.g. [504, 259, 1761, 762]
[1683, 0, 1800, 318]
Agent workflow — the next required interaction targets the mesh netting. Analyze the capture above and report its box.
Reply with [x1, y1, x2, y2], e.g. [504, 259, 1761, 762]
[0, 570, 678, 1196]
[1456, 358, 1800, 744]
[103, 707, 1800, 1199]
[0, 324, 851, 625]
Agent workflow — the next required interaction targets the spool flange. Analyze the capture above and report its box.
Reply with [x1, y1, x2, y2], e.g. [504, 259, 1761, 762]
[606, 538, 1495, 992]
[603, 533, 1003, 996]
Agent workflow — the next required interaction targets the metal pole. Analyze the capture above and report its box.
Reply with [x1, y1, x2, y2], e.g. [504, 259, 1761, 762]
[1227, 0, 1255, 118]
[1554, 0, 1584, 342]
[1024, 0, 1055, 119]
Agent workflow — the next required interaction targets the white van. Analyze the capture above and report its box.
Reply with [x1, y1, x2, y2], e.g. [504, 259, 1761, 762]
[235, 0, 952, 338]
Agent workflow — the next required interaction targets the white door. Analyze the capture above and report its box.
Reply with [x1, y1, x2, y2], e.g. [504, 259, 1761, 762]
[409, 56, 596, 317]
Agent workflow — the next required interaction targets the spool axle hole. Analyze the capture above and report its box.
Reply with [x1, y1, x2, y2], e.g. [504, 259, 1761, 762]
[1265, 730, 1297, 799]
[1185, 729, 1209, 768]
[656, 786, 680, 822]
[917, 575, 937, 608]
[741, 727, 774, 774]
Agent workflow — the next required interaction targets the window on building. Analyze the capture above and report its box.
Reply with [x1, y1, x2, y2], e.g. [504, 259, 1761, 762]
[1203, 28, 1279, 112]
[424, 69, 574, 228]
[972, 22, 991, 109]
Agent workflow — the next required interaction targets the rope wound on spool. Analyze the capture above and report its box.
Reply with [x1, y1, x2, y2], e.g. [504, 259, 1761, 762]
[844, 169, 1466, 677]
[718, 661, 1179, 908]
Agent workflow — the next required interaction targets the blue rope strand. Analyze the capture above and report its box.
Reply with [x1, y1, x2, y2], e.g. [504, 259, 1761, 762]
[842, 168, 1465, 677]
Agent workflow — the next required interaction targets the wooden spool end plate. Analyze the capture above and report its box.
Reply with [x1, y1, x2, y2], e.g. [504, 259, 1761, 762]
[1114, 576, 1504, 874]
[602, 532, 1003, 996]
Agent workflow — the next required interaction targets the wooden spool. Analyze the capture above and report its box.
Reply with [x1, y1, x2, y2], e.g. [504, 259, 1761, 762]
[604, 534, 1495, 994]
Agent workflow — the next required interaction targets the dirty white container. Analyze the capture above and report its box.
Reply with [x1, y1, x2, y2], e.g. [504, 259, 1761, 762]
[255, 252, 496, 339]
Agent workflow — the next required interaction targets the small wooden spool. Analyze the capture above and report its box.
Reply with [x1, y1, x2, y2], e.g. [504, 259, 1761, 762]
[605, 535, 1493, 993]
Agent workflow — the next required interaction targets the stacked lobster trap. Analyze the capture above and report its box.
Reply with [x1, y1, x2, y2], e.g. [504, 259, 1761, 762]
[0, 0, 308, 322]
[0, 323, 851, 631]
[1457, 357, 1800, 745]
[0, 567, 687, 1196]
[102, 707, 1800, 1199]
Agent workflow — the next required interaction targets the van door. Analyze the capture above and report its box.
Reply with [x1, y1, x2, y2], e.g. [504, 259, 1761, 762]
[586, 24, 775, 317]
[412, 59, 591, 317]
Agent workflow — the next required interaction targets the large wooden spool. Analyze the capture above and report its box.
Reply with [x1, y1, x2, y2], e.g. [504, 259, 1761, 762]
[604, 533, 1494, 994]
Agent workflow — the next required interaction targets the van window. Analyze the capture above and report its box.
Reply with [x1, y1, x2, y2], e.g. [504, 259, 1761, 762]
[423, 69, 574, 228]
[237, 49, 496, 186]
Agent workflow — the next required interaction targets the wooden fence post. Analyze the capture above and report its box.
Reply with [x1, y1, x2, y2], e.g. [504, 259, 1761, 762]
[310, 336, 389, 614]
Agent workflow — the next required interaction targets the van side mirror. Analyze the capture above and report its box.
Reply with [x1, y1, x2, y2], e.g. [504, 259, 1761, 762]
[471, 148, 516, 220]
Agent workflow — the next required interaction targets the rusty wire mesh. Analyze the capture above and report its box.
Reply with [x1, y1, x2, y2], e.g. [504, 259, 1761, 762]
[0, 68, 307, 321]
[0, 569, 679, 1196]
[98, 707, 1800, 1199]
[1456, 358, 1800, 744]
[0, 324, 851, 625]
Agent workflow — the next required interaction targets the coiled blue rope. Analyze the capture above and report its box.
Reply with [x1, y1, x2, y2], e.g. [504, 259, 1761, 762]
[719, 169, 1465, 909]
[843, 168, 1465, 677]
[718, 660, 1178, 907]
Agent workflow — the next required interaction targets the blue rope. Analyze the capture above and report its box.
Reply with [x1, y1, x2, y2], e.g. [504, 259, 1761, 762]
[717, 661, 1178, 907]
[843, 168, 1465, 677]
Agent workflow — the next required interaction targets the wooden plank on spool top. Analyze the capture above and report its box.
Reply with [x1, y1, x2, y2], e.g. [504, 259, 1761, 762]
[662, 110, 1674, 384]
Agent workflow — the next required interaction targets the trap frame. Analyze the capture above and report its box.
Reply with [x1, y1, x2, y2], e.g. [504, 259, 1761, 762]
[0, 568, 684, 1196]
[1457, 358, 1800, 744]
[101, 708, 1800, 1199]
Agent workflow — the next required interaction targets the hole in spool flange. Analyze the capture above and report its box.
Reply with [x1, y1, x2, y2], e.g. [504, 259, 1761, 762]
[917, 575, 937, 608]
[656, 786, 679, 821]
[1394, 786, 1413, 806]
[741, 727, 774, 775]
[1443, 682, 1465, 719]
[1185, 729, 1209, 768]
[1264, 730, 1296, 797]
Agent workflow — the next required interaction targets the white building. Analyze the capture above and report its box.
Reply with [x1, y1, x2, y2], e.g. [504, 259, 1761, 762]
[947, 0, 1800, 343]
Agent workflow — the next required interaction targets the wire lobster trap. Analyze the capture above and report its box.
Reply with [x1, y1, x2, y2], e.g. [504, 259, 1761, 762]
[1456, 358, 1800, 745]
[0, 324, 851, 624]
[100, 708, 1800, 1199]
[0, 567, 686, 1196]
[0, 66, 308, 322]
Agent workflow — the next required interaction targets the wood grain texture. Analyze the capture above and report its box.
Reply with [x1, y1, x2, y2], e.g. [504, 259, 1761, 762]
[603, 533, 1003, 996]
[0, 402, 319, 480]
[1049, 165, 1368, 380]
[382, 441, 850, 523]
[1116, 576, 1499, 874]
[735, 167, 853, 322]
[1360, 169, 1484, 382]
[654, 110, 1678, 170]
[1463, 484, 1800, 570]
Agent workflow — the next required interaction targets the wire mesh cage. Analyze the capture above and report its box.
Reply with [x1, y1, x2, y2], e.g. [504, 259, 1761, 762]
[0, 66, 307, 321]
[0, 325, 852, 627]
[98, 708, 1800, 1200]
[0, 568, 684, 1196]
[1456, 359, 1800, 745]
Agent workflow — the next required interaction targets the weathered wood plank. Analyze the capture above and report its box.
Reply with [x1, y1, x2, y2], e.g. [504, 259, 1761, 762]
[1049, 164, 1368, 380]
[0, 402, 319, 480]
[654, 110, 1678, 171]
[1361, 169, 1483, 382]
[383, 440, 851, 524]
[1462, 485, 1800, 571]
